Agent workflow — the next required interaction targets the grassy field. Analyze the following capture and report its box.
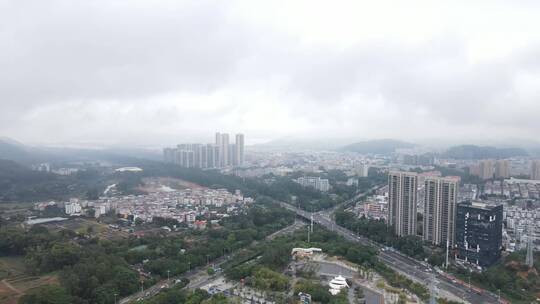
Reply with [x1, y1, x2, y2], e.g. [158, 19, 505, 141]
[0, 202, 34, 210]
[42, 217, 130, 240]
[0, 257, 26, 280]
[0, 256, 59, 304]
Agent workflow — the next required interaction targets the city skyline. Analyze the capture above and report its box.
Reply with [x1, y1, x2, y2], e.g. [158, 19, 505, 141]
[164, 132, 245, 168]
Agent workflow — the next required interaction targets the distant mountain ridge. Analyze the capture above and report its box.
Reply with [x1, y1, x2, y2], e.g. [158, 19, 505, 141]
[0, 159, 61, 202]
[340, 139, 415, 154]
[443, 145, 528, 159]
[0, 137, 159, 165]
[253, 137, 355, 151]
[0, 137, 51, 164]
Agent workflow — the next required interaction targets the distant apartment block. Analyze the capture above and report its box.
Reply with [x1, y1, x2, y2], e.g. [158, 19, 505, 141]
[470, 160, 495, 180]
[495, 160, 510, 179]
[163, 132, 245, 169]
[531, 160, 540, 180]
[295, 176, 330, 192]
[504, 205, 540, 252]
[388, 171, 418, 237]
[423, 176, 460, 246]
[353, 162, 370, 177]
[235, 133, 245, 167]
[455, 201, 503, 268]
[479, 160, 494, 180]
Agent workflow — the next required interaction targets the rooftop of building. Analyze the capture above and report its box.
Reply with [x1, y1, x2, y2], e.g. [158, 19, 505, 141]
[388, 170, 418, 176]
[424, 175, 461, 182]
[459, 200, 502, 211]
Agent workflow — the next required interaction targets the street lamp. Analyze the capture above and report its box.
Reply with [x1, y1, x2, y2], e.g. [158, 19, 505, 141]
[167, 270, 170, 282]
[468, 269, 471, 290]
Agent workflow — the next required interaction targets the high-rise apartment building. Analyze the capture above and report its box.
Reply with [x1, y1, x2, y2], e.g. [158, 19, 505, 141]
[228, 143, 236, 166]
[388, 171, 418, 237]
[215, 132, 222, 166]
[207, 144, 219, 168]
[478, 160, 494, 180]
[235, 133, 245, 166]
[494, 160, 510, 179]
[423, 176, 460, 246]
[455, 201, 503, 267]
[531, 160, 540, 180]
[221, 133, 230, 167]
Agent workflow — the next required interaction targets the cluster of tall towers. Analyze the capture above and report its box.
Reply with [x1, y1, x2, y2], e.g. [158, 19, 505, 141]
[163, 132, 244, 169]
[388, 171, 460, 247]
[214, 132, 244, 168]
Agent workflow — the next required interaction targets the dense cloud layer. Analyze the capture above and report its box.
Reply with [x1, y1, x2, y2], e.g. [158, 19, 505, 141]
[1, 0, 540, 147]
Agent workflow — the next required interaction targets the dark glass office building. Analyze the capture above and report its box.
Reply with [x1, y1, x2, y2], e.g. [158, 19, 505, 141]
[455, 201, 503, 268]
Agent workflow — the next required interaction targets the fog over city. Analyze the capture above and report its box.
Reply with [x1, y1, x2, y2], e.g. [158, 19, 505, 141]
[2, 0, 540, 147]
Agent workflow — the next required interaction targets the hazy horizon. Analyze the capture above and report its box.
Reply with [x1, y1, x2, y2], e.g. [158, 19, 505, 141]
[2, 1, 540, 147]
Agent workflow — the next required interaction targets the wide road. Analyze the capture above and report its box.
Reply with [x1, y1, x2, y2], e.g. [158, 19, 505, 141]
[278, 201, 501, 304]
[119, 255, 229, 304]
[120, 220, 306, 303]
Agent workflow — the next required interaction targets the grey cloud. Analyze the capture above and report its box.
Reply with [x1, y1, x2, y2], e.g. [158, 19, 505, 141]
[0, 0, 250, 108]
[258, 38, 540, 134]
[1, 1, 540, 145]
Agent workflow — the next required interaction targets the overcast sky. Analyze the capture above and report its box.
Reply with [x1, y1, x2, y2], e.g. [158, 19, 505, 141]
[1, 0, 540, 147]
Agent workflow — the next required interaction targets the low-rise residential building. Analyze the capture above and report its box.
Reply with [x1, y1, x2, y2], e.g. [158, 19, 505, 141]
[65, 202, 82, 215]
[294, 176, 331, 192]
[357, 195, 388, 221]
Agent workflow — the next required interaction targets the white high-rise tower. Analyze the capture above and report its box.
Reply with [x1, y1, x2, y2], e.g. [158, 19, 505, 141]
[235, 133, 244, 166]
[388, 171, 418, 237]
[423, 176, 460, 246]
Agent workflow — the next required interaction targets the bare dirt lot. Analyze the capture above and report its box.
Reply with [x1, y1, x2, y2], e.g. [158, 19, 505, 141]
[138, 177, 207, 193]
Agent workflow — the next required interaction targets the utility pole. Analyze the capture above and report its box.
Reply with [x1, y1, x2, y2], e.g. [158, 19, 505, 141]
[310, 214, 314, 233]
[468, 269, 471, 290]
[140, 281, 144, 293]
[307, 226, 311, 243]
[167, 270, 170, 282]
[114, 293, 117, 304]
[207, 254, 210, 265]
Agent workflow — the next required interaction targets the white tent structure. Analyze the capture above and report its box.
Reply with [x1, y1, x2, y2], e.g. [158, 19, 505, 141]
[328, 275, 349, 295]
